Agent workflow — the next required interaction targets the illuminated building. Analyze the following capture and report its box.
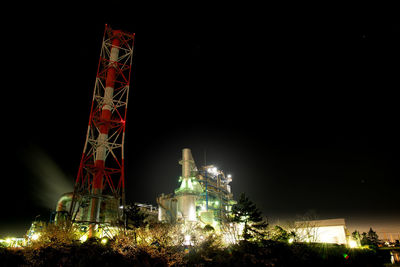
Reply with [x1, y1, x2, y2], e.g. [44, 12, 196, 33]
[294, 218, 359, 247]
[157, 148, 236, 229]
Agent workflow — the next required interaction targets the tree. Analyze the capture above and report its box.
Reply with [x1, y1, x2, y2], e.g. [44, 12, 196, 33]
[220, 213, 242, 244]
[125, 204, 147, 243]
[352, 230, 361, 245]
[352, 230, 361, 240]
[231, 193, 268, 241]
[361, 228, 380, 248]
[287, 210, 320, 243]
[271, 225, 290, 242]
[367, 228, 380, 246]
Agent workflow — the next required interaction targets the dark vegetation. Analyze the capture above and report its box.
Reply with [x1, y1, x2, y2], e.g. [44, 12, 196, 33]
[352, 228, 381, 249]
[0, 194, 391, 266]
[0, 239, 387, 266]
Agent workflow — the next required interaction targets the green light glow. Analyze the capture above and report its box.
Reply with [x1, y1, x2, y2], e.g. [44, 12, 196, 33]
[175, 177, 203, 194]
[179, 179, 187, 190]
[188, 179, 193, 190]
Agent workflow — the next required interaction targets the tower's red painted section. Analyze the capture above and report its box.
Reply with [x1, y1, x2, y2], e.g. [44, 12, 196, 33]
[70, 26, 135, 235]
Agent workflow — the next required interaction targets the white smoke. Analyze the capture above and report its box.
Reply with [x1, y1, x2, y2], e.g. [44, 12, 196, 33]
[23, 145, 73, 210]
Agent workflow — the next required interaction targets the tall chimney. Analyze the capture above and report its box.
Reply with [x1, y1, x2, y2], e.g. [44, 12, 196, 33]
[182, 148, 192, 178]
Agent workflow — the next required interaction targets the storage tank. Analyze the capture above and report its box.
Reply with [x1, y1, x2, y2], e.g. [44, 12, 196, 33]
[56, 193, 120, 224]
[157, 194, 178, 223]
[55, 192, 73, 223]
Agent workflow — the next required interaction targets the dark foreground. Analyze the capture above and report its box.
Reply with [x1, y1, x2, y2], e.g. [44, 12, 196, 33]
[0, 239, 391, 267]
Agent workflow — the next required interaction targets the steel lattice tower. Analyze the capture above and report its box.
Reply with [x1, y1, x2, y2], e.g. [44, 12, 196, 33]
[69, 25, 135, 236]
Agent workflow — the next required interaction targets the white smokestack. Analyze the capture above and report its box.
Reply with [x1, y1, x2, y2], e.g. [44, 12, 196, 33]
[182, 148, 192, 178]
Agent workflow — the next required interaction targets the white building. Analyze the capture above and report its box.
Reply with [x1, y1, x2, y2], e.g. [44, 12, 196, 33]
[295, 218, 350, 245]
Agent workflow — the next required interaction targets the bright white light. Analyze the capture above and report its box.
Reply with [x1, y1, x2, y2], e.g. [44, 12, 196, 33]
[31, 233, 40, 241]
[349, 240, 357, 248]
[319, 234, 331, 243]
[296, 225, 348, 245]
[227, 174, 232, 178]
[208, 167, 218, 174]
[223, 233, 237, 245]
[80, 235, 88, 243]
[288, 238, 294, 244]
[119, 205, 124, 209]
[101, 238, 108, 245]
[188, 205, 196, 221]
[184, 235, 191, 246]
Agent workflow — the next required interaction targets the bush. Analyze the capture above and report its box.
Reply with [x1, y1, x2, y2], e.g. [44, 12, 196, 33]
[0, 247, 26, 266]
[113, 227, 185, 266]
[0, 223, 388, 266]
[186, 240, 386, 267]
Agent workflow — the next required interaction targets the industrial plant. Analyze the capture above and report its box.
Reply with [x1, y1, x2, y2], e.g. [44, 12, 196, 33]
[157, 148, 236, 229]
[1, 27, 398, 267]
[54, 147, 236, 238]
[42, 26, 236, 239]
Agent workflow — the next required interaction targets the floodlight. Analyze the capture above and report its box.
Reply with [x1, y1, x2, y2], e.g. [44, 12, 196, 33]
[349, 240, 357, 248]
[31, 233, 40, 241]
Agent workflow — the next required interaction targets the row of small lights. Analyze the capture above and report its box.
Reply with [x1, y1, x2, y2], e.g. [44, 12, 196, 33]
[79, 235, 108, 245]
[1, 233, 108, 247]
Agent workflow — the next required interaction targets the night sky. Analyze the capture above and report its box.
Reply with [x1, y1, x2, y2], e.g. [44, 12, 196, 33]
[1, 3, 399, 237]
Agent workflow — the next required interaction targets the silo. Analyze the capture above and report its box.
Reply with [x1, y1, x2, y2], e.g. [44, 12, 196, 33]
[55, 192, 73, 223]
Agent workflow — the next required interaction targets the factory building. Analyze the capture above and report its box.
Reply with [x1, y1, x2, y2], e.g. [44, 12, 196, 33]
[294, 218, 358, 247]
[157, 148, 236, 229]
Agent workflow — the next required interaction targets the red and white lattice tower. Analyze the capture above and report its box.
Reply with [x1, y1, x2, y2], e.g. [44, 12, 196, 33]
[70, 25, 134, 236]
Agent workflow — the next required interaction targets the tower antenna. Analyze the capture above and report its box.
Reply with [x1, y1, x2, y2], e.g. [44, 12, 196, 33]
[69, 25, 135, 237]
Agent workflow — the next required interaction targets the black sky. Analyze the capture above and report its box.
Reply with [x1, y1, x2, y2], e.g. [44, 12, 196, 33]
[1, 3, 399, 236]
